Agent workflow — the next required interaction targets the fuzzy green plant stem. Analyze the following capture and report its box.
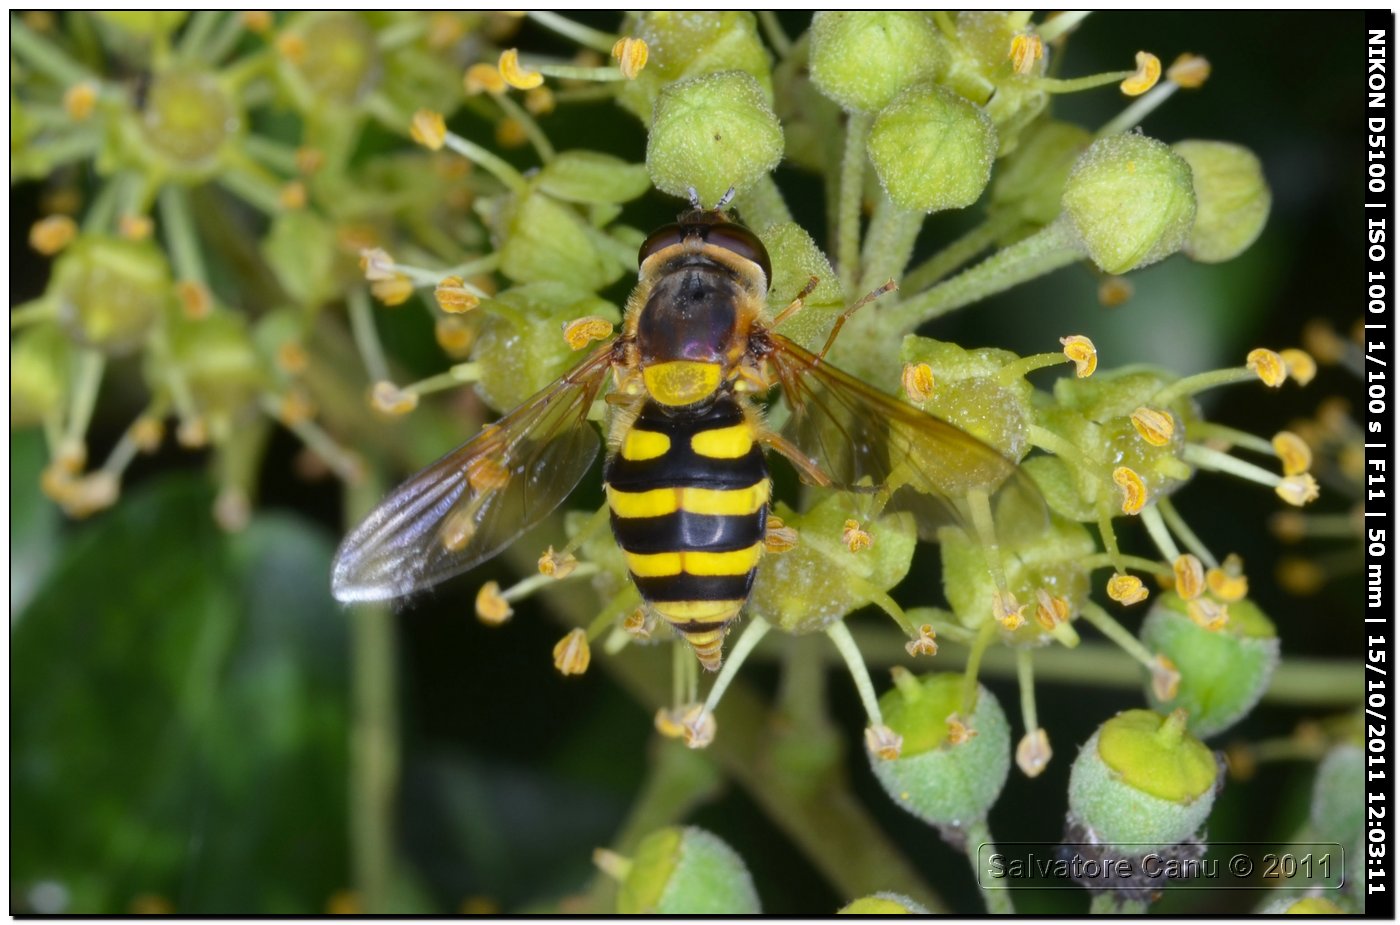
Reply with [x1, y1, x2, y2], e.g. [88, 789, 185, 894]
[964, 818, 1014, 914]
[835, 111, 872, 298]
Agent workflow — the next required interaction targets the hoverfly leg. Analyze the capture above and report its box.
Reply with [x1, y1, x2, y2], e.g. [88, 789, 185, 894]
[771, 274, 822, 327]
[759, 430, 832, 487]
[817, 279, 898, 361]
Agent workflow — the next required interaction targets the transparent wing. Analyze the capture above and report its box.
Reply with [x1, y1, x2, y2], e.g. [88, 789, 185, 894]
[332, 344, 615, 602]
[765, 333, 1035, 536]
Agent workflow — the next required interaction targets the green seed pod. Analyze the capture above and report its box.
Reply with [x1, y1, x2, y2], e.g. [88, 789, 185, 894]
[498, 191, 627, 292]
[646, 70, 784, 207]
[1141, 593, 1279, 737]
[160, 310, 268, 437]
[616, 826, 761, 914]
[899, 336, 1034, 460]
[137, 68, 240, 176]
[1173, 140, 1271, 263]
[292, 12, 381, 105]
[617, 12, 773, 123]
[761, 221, 844, 352]
[870, 672, 1011, 826]
[1257, 896, 1349, 915]
[1309, 744, 1363, 848]
[11, 323, 72, 427]
[991, 119, 1093, 228]
[536, 152, 652, 206]
[472, 283, 622, 412]
[867, 83, 997, 214]
[50, 236, 172, 355]
[808, 12, 947, 114]
[1068, 709, 1218, 849]
[838, 892, 930, 914]
[1061, 134, 1198, 275]
[749, 494, 916, 635]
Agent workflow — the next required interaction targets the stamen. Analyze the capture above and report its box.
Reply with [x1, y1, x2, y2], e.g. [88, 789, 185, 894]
[538, 545, 579, 579]
[464, 63, 507, 95]
[865, 723, 904, 761]
[1130, 406, 1175, 446]
[29, 215, 77, 255]
[370, 381, 418, 416]
[409, 109, 447, 151]
[1008, 33, 1044, 76]
[1272, 431, 1313, 476]
[904, 624, 939, 657]
[498, 49, 544, 90]
[1246, 348, 1287, 387]
[552, 628, 591, 676]
[63, 81, 98, 121]
[1166, 53, 1211, 88]
[1112, 466, 1147, 515]
[1060, 334, 1097, 377]
[435, 276, 480, 314]
[1276, 474, 1321, 507]
[562, 315, 614, 350]
[1279, 349, 1317, 386]
[1206, 553, 1249, 602]
[1187, 597, 1229, 631]
[1172, 553, 1205, 600]
[842, 519, 873, 553]
[611, 37, 649, 80]
[476, 581, 514, 624]
[1017, 728, 1052, 777]
[901, 362, 935, 404]
[1120, 51, 1162, 96]
[1152, 655, 1181, 701]
[1107, 573, 1149, 606]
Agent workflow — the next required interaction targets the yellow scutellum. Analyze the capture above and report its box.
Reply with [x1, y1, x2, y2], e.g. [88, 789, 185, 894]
[864, 723, 903, 761]
[279, 181, 307, 210]
[1060, 334, 1097, 377]
[904, 624, 939, 657]
[1206, 553, 1249, 602]
[623, 607, 653, 640]
[553, 628, 591, 676]
[29, 215, 77, 255]
[371, 275, 414, 307]
[1172, 553, 1205, 600]
[359, 247, 396, 282]
[175, 280, 212, 320]
[1034, 589, 1070, 631]
[410, 109, 448, 151]
[1272, 431, 1313, 476]
[1152, 654, 1181, 701]
[538, 545, 579, 579]
[994, 590, 1027, 631]
[371, 381, 418, 416]
[524, 85, 556, 115]
[1112, 466, 1147, 515]
[1167, 52, 1211, 88]
[1107, 573, 1149, 606]
[945, 714, 977, 746]
[1016, 728, 1052, 778]
[241, 10, 272, 33]
[1120, 51, 1162, 96]
[1276, 473, 1321, 506]
[1131, 406, 1175, 447]
[1098, 275, 1133, 307]
[130, 417, 165, 453]
[435, 276, 480, 314]
[63, 81, 99, 121]
[499, 48, 544, 90]
[763, 515, 799, 553]
[465, 62, 508, 96]
[901, 362, 936, 404]
[842, 519, 873, 553]
[1008, 32, 1044, 76]
[611, 36, 649, 79]
[119, 214, 153, 241]
[475, 581, 514, 625]
[1246, 348, 1287, 387]
[562, 315, 615, 350]
[1187, 597, 1229, 632]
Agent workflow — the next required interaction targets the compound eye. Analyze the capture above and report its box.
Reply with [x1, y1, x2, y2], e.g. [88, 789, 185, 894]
[706, 224, 772, 288]
[639, 223, 685, 267]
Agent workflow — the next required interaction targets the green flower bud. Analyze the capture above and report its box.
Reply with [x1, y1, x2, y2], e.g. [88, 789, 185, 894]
[991, 119, 1093, 228]
[615, 826, 760, 914]
[870, 671, 1011, 826]
[292, 12, 381, 105]
[762, 221, 844, 352]
[617, 12, 772, 123]
[749, 494, 916, 634]
[50, 236, 172, 355]
[262, 211, 340, 309]
[94, 11, 188, 38]
[1068, 709, 1218, 848]
[899, 336, 1034, 459]
[159, 311, 267, 435]
[1062, 134, 1197, 275]
[867, 83, 996, 214]
[646, 70, 784, 207]
[809, 12, 947, 114]
[536, 152, 652, 206]
[838, 892, 930, 914]
[1141, 593, 1279, 737]
[11, 323, 71, 427]
[1173, 140, 1271, 263]
[472, 284, 621, 412]
[498, 192, 627, 292]
[139, 69, 240, 174]
[1309, 744, 1363, 847]
[1257, 896, 1349, 915]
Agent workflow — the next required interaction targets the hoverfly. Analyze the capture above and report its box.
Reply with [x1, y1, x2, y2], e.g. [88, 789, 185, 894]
[332, 196, 1023, 671]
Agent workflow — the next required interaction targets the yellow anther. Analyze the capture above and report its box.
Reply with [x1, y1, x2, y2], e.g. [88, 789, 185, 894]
[1008, 32, 1044, 76]
[177, 417, 209, 448]
[864, 723, 904, 761]
[1121, 51, 1162, 96]
[464, 62, 507, 95]
[371, 274, 414, 307]
[538, 545, 578, 579]
[611, 36, 649, 80]
[63, 81, 99, 121]
[1246, 347, 1287, 387]
[946, 714, 977, 746]
[467, 455, 510, 494]
[562, 315, 615, 350]
[1151, 654, 1181, 701]
[434, 276, 480, 314]
[1172, 553, 1206, 600]
[275, 32, 306, 63]
[60, 471, 120, 519]
[1278, 557, 1325, 595]
[118, 214, 153, 241]
[1224, 742, 1256, 782]
[409, 109, 447, 151]
[1302, 320, 1346, 365]
[425, 12, 464, 49]
[1060, 334, 1097, 378]
[524, 85, 556, 116]
[130, 416, 164, 453]
[1279, 348, 1317, 386]
[279, 181, 307, 210]
[495, 117, 528, 149]
[358, 247, 396, 281]
[1112, 466, 1147, 515]
[1016, 728, 1052, 778]
[842, 519, 873, 553]
[371, 381, 418, 416]
[1130, 406, 1176, 447]
[276, 341, 309, 376]
[1098, 275, 1134, 307]
[295, 146, 324, 175]
[623, 607, 653, 640]
[241, 10, 272, 33]
[1269, 511, 1307, 544]
[1033, 589, 1070, 631]
[993, 590, 1026, 631]
[900, 362, 935, 404]
[1272, 431, 1313, 476]
[1187, 597, 1229, 632]
[1206, 553, 1249, 602]
[679, 704, 717, 749]
[1166, 52, 1211, 89]
[1107, 573, 1149, 606]
[552, 628, 591, 676]
[763, 515, 799, 554]
[278, 389, 316, 426]
[475, 581, 513, 624]
[904, 624, 939, 657]
[654, 706, 686, 739]
[1276, 473, 1320, 507]
[29, 215, 77, 255]
[499, 48, 544, 90]
[435, 317, 474, 357]
[175, 279, 213, 319]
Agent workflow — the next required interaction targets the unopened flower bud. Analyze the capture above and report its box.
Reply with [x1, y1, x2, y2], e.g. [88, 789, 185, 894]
[1016, 728, 1052, 777]
[838, 893, 930, 915]
[613, 827, 760, 914]
[809, 12, 948, 113]
[1174, 140, 1271, 264]
[867, 83, 997, 214]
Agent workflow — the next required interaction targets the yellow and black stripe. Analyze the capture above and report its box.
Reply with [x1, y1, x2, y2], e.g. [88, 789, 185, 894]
[605, 397, 770, 670]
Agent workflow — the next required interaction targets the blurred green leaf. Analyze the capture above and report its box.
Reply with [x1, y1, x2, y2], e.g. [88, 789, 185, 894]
[12, 475, 350, 914]
[11, 428, 60, 617]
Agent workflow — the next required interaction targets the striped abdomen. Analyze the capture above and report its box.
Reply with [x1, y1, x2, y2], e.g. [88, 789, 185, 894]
[605, 397, 769, 670]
